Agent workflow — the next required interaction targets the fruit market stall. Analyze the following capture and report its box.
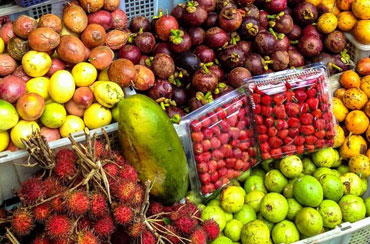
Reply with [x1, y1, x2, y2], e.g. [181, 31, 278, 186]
[0, 0, 370, 243]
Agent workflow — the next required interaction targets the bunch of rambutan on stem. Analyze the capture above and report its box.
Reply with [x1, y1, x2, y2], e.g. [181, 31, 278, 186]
[0, 129, 220, 244]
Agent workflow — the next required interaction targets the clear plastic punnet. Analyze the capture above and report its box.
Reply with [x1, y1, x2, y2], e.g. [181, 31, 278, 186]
[179, 86, 259, 198]
[248, 63, 335, 161]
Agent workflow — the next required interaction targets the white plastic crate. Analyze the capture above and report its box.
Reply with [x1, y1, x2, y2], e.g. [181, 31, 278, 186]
[345, 32, 370, 63]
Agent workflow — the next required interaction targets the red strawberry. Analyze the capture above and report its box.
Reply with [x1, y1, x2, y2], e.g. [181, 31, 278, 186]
[215, 180, 223, 189]
[248, 147, 257, 157]
[200, 173, 211, 184]
[300, 103, 309, 113]
[288, 128, 299, 137]
[294, 136, 305, 146]
[269, 137, 283, 149]
[202, 128, 213, 139]
[270, 148, 283, 159]
[234, 160, 244, 170]
[276, 120, 288, 130]
[202, 140, 211, 151]
[305, 135, 318, 145]
[326, 130, 335, 139]
[284, 90, 295, 102]
[314, 119, 326, 130]
[218, 168, 227, 178]
[216, 107, 227, 120]
[191, 120, 202, 132]
[326, 138, 334, 146]
[316, 139, 326, 148]
[225, 158, 237, 169]
[219, 133, 230, 144]
[192, 132, 204, 143]
[320, 103, 330, 112]
[200, 116, 211, 128]
[307, 98, 319, 110]
[282, 145, 296, 154]
[258, 134, 269, 143]
[261, 152, 271, 160]
[230, 140, 241, 148]
[227, 115, 238, 127]
[314, 130, 326, 139]
[322, 112, 333, 121]
[274, 105, 287, 119]
[233, 148, 242, 159]
[239, 130, 248, 140]
[211, 126, 221, 136]
[208, 112, 218, 124]
[287, 117, 300, 128]
[261, 106, 273, 117]
[211, 172, 219, 183]
[307, 88, 317, 98]
[257, 125, 267, 134]
[241, 152, 249, 162]
[212, 150, 224, 160]
[295, 89, 307, 103]
[208, 161, 218, 173]
[220, 145, 233, 157]
[273, 94, 285, 105]
[229, 127, 240, 140]
[254, 104, 261, 114]
[285, 102, 300, 117]
[312, 109, 322, 119]
[300, 125, 315, 135]
[200, 152, 212, 162]
[300, 113, 313, 125]
[217, 160, 225, 169]
[255, 115, 264, 125]
[219, 121, 230, 132]
[319, 93, 329, 103]
[261, 95, 272, 105]
[284, 137, 293, 145]
[278, 129, 289, 139]
[306, 144, 315, 152]
[260, 142, 270, 153]
[237, 120, 246, 130]
[296, 145, 304, 154]
[264, 116, 275, 127]
[197, 163, 208, 173]
[194, 143, 203, 155]
[268, 127, 278, 137]
[202, 184, 215, 194]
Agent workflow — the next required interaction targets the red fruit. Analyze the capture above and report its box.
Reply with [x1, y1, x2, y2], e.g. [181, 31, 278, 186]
[323, 112, 333, 121]
[233, 148, 242, 159]
[50, 196, 64, 213]
[91, 193, 108, 219]
[237, 120, 246, 130]
[261, 95, 272, 105]
[119, 164, 139, 182]
[197, 162, 209, 173]
[237, 108, 246, 120]
[307, 97, 319, 110]
[289, 128, 299, 137]
[215, 180, 223, 189]
[300, 103, 309, 113]
[227, 115, 238, 127]
[316, 139, 326, 148]
[12, 210, 34, 236]
[211, 126, 221, 136]
[43, 177, 62, 198]
[294, 136, 305, 146]
[115, 180, 137, 202]
[273, 93, 285, 105]
[218, 168, 227, 178]
[234, 159, 244, 170]
[295, 89, 307, 103]
[320, 103, 330, 112]
[285, 102, 300, 117]
[201, 116, 211, 128]
[202, 220, 219, 240]
[254, 104, 261, 114]
[211, 171, 219, 183]
[261, 152, 271, 160]
[305, 135, 318, 145]
[282, 145, 296, 154]
[274, 105, 287, 119]
[94, 140, 107, 158]
[191, 228, 207, 244]
[54, 157, 77, 182]
[149, 202, 164, 216]
[202, 128, 213, 139]
[174, 216, 197, 235]
[260, 142, 270, 153]
[217, 160, 226, 169]
[200, 152, 212, 162]
[306, 144, 315, 152]
[220, 144, 233, 157]
[284, 90, 295, 101]
[278, 129, 289, 139]
[269, 137, 283, 149]
[65, 191, 90, 216]
[219, 120, 230, 132]
[225, 158, 237, 168]
[194, 143, 203, 155]
[212, 149, 224, 160]
[284, 137, 293, 145]
[314, 119, 326, 130]
[259, 134, 269, 143]
[216, 107, 227, 119]
[257, 125, 267, 134]
[94, 215, 115, 237]
[270, 148, 283, 159]
[261, 105, 273, 116]
[202, 140, 211, 151]
[320, 93, 329, 103]
[300, 113, 313, 125]
[32, 235, 50, 244]
[276, 119, 288, 130]
[46, 215, 72, 239]
[219, 133, 229, 144]
[77, 217, 91, 230]
[142, 230, 156, 244]
[56, 149, 76, 162]
[252, 93, 261, 103]
[307, 87, 317, 97]
[77, 230, 99, 244]
[229, 127, 240, 140]
[104, 163, 119, 177]
[300, 125, 315, 135]
[315, 130, 326, 139]
[287, 117, 300, 128]
[18, 177, 45, 205]
[264, 116, 275, 127]
[191, 120, 202, 132]
[326, 129, 335, 139]
[226, 169, 235, 179]
[200, 173, 211, 184]
[268, 127, 278, 137]
[114, 205, 133, 225]
[34, 203, 51, 223]
[255, 115, 264, 125]
[296, 145, 305, 154]
[208, 112, 218, 124]
[192, 132, 204, 143]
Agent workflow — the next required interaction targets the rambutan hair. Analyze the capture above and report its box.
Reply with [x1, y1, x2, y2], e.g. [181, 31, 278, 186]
[94, 215, 116, 237]
[77, 217, 91, 230]
[190, 228, 208, 244]
[65, 191, 90, 216]
[113, 205, 133, 225]
[130, 185, 144, 206]
[142, 230, 156, 244]
[18, 177, 45, 204]
[54, 150, 77, 182]
[32, 235, 50, 244]
[42, 177, 62, 198]
[174, 216, 197, 236]
[164, 225, 180, 244]
[11, 209, 34, 236]
[202, 220, 220, 241]
[114, 179, 137, 203]
[34, 203, 52, 223]
[148, 202, 164, 216]
[46, 215, 72, 240]
[128, 221, 144, 238]
[118, 164, 138, 182]
[90, 193, 108, 219]
[50, 196, 65, 213]
[112, 151, 126, 166]
[77, 230, 99, 244]
[103, 163, 119, 178]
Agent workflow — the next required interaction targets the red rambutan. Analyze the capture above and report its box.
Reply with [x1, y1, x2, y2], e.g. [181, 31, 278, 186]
[148, 202, 164, 216]
[46, 215, 72, 239]
[94, 215, 115, 237]
[183, 202, 200, 218]
[94, 140, 108, 159]
[51, 239, 72, 244]
[112, 151, 126, 166]
[174, 216, 197, 236]
[77, 230, 99, 244]
[142, 230, 156, 244]
[128, 221, 144, 238]
[11, 209, 34, 236]
[18, 177, 45, 204]
[113, 205, 133, 225]
[130, 185, 144, 206]
[54, 150, 77, 182]
[32, 235, 50, 244]
[50, 196, 65, 213]
[34, 203, 52, 222]
[114, 179, 136, 203]
[43, 177, 62, 197]
[56, 149, 76, 162]
[164, 225, 180, 244]
[65, 191, 90, 216]
[90, 193, 108, 219]
[77, 217, 91, 230]
[118, 164, 138, 182]
[202, 220, 219, 241]
[103, 163, 119, 177]
[190, 228, 207, 244]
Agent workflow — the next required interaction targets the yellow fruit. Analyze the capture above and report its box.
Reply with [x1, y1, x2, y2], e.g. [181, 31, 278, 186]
[353, 20, 370, 44]
[340, 135, 367, 159]
[40, 103, 67, 129]
[352, 0, 370, 19]
[366, 149, 370, 158]
[98, 68, 110, 81]
[84, 103, 112, 129]
[306, 0, 322, 6]
[360, 75, 370, 98]
[343, 88, 368, 109]
[336, 0, 355, 10]
[333, 6, 341, 15]
[10, 120, 40, 149]
[317, 13, 338, 33]
[59, 115, 85, 138]
[0, 131, 9, 152]
[93, 81, 124, 108]
[340, 70, 361, 88]
[334, 88, 346, 100]
[0, 37, 4, 54]
[332, 97, 349, 122]
[349, 154, 370, 177]
[337, 11, 357, 31]
[61, 24, 79, 37]
[72, 62, 97, 87]
[26, 77, 50, 100]
[345, 110, 369, 134]
[334, 124, 345, 148]
[366, 125, 370, 141]
[22, 51, 52, 78]
[364, 101, 370, 117]
[49, 70, 75, 103]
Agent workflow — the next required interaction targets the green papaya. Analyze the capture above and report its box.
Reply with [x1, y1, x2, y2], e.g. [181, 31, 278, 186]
[117, 94, 189, 204]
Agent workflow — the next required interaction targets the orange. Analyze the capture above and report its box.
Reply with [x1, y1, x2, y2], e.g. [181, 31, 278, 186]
[360, 75, 370, 98]
[337, 11, 357, 31]
[345, 110, 369, 134]
[340, 70, 361, 88]
[334, 88, 346, 99]
[343, 88, 368, 109]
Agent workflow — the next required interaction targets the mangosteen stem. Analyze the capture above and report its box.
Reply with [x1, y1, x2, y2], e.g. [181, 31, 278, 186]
[152, 9, 163, 20]
[169, 29, 184, 45]
[303, 10, 314, 20]
[202, 64, 210, 74]
[223, 8, 236, 20]
[278, 11, 285, 17]
[277, 33, 285, 40]
[232, 36, 237, 45]
[170, 114, 181, 123]
[331, 63, 343, 72]
[269, 21, 276, 27]
[269, 28, 278, 39]
[138, 27, 144, 35]
[267, 14, 276, 19]
[186, 0, 198, 13]
[290, 40, 299, 45]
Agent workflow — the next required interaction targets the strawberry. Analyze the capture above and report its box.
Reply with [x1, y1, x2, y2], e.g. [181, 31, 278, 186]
[261, 106, 273, 117]
[261, 95, 272, 105]
[282, 145, 296, 154]
[237, 108, 246, 120]
[300, 103, 309, 113]
[217, 160, 225, 169]
[314, 130, 326, 139]
[219, 133, 230, 144]
[307, 98, 319, 110]
[274, 105, 287, 119]
[215, 180, 223, 189]
[229, 127, 240, 140]
[314, 119, 326, 130]
[278, 129, 289, 139]
[212, 150, 224, 160]
[202, 184, 215, 194]
[273, 94, 285, 105]
[260, 142, 271, 153]
[300, 113, 313, 125]
[326, 138, 334, 146]
[192, 132, 204, 143]
[296, 145, 304, 154]
[200, 116, 211, 128]
[227, 115, 238, 127]
[211, 172, 219, 183]
[268, 127, 278, 137]
[197, 163, 208, 173]
[316, 139, 325, 148]
[194, 143, 203, 155]
[202, 140, 211, 151]
[200, 173, 211, 184]
[255, 115, 264, 125]
[320, 103, 330, 112]
[200, 152, 211, 162]
[306, 144, 315, 152]
[216, 107, 227, 120]
[202, 128, 213, 139]
[284, 90, 295, 102]
[284, 137, 293, 145]
[230, 140, 241, 148]
[285, 102, 300, 117]
[300, 125, 315, 135]
[305, 135, 318, 145]
[218, 168, 227, 178]
[239, 130, 248, 140]
[288, 128, 299, 137]
[287, 118, 300, 128]
[270, 148, 283, 159]
[210, 137, 221, 149]
[269, 137, 283, 149]
[307, 88, 317, 98]
[264, 116, 275, 127]
[276, 120, 288, 130]
[256, 125, 267, 134]
[219, 121, 230, 132]
[191, 120, 202, 132]
[225, 158, 237, 169]
[319, 93, 329, 103]
[322, 112, 333, 121]
[261, 152, 271, 160]
[208, 112, 218, 124]
[237, 120, 246, 130]
[234, 160, 244, 170]
[254, 104, 261, 114]
[326, 130, 335, 139]
[211, 126, 221, 136]
[208, 161, 218, 173]
[241, 152, 249, 162]
[248, 147, 257, 157]
[294, 136, 305, 146]
[233, 148, 242, 159]
[220, 145, 233, 157]
[312, 109, 322, 119]
[226, 169, 236, 179]
[295, 89, 307, 103]
[258, 134, 269, 143]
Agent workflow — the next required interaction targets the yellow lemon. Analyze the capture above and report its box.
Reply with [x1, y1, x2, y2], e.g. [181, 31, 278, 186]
[59, 115, 85, 138]
[26, 77, 50, 100]
[334, 125, 345, 148]
[317, 13, 338, 34]
[0, 37, 4, 54]
[49, 70, 75, 103]
[84, 103, 112, 129]
[93, 81, 124, 108]
[72, 62, 97, 87]
[0, 131, 9, 152]
[22, 50, 52, 77]
[10, 120, 40, 149]
[98, 68, 110, 81]
[332, 97, 349, 122]
[40, 103, 67, 129]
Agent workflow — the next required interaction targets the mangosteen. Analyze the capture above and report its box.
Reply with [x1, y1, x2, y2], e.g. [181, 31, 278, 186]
[134, 32, 156, 54]
[228, 67, 251, 88]
[271, 50, 289, 71]
[189, 97, 203, 111]
[194, 45, 216, 63]
[172, 86, 188, 106]
[197, 0, 217, 12]
[130, 16, 151, 33]
[313, 52, 336, 74]
[214, 84, 234, 98]
[209, 65, 224, 81]
[166, 106, 186, 120]
[245, 53, 265, 75]
[294, 2, 318, 26]
[287, 24, 302, 41]
[169, 30, 192, 53]
[182, 1, 208, 27]
[303, 25, 322, 39]
[284, 7, 292, 15]
[218, 7, 243, 32]
[188, 27, 205, 46]
[237, 40, 252, 55]
[334, 54, 350, 72]
[275, 14, 294, 34]
[265, 0, 287, 13]
[237, 0, 256, 7]
[243, 4, 259, 19]
[288, 49, 304, 68]
[259, 10, 269, 29]
[171, 4, 185, 21]
[217, 45, 246, 70]
[118, 45, 142, 64]
[192, 68, 218, 92]
[148, 80, 173, 99]
[239, 17, 260, 40]
[254, 31, 277, 56]
[205, 27, 229, 48]
[153, 42, 173, 56]
[204, 12, 218, 28]
[298, 34, 323, 57]
[216, 0, 237, 12]
[175, 51, 201, 75]
[275, 35, 290, 51]
[324, 31, 346, 54]
[288, 0, 304, 6]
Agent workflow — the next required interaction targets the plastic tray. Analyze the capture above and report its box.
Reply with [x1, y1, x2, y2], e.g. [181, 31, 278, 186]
[15, 0, 48, 8]
[345, 32, 370, 63]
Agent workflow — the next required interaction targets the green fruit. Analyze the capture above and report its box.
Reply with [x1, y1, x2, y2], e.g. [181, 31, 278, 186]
[361, 178, 368, 195]
[202, 206, 227, 231]
[302, 157, 316, 175]
[283, 179, 296, 198]
[198, 204, 206, 210]
[237, 169, 251, 182]
[260, 193, 288, 223]
[221, 186, 246, 213]
[264, 169, 288, 193]
[225, 219, 244, 241]
[112, 104, 119, 122]
[319, 174, 344, 202]
[245, 191, 265, 212]
[186, 191, 202, 205]
[118, 95, 188, 204]
[293, 175, 323, 207]
[312, 148, 337, 167]
[241, 220, 270, 244]
[262, 159, 275, 171]
[208, 199, 221, 207]
[280, 155, 303, 178]
[295, 207, 323, 237]
[225, 212, 233, 222]
[40, 102, 67, 128]
[286, 198, 302, 221]
[340, 173, 363, 196]
[251, 168, 266, 178]
[234, 204, 256, 225]
[338, 165, 350, 174]
[230, 179, 241, 186]
[244, 175, 267, 193]
[339, 195, 366, 223]
[313, 167, 335, 179]
[212, 236, 233, 244]
[271, 220, 300, 244]
[0, 99, 19, 131]
[331, 169, 341, 178]
[365, 197, 370, 216]
[318, 200, 342, 229]
[257, 213, 274, 231]
[332, 149, 341, 168]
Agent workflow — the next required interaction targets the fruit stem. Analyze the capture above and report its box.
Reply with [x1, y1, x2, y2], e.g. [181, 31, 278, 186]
[169, 29, 184, 45]
[170, 114, 181, 123]
[269, 28, 278, 39]
[290, 40, 299, 45]
[202, 63, 210, 74]
[267, 14, 276, 19]
[277, 33, 285, 40]
[331, 63, 343, 72]
[269, 21, 276, 27]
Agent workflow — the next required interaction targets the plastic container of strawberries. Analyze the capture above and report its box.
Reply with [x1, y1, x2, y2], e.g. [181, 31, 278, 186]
[248, 63, 336, 161]
[179, 85, 260, 199]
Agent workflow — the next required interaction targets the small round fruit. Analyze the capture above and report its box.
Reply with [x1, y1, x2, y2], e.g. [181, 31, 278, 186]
[0, 99, 19, 131]
[244, 191, 265, 212]
[264, 169, 288, 193]
[83, 103, 112, 129]
[260, 193, 288, 223]
[98, 68, 110, 81]
[286, 198, 302, 221]
[319, 174, 344, 202]
[343, 88, 368, 110]
[22, 51, 52, 77]
[93, 81, 124, 108]
[10, 120, 40, 148]
[234, 204, 256, 225]
[49, 70, 76, 103]
[337, 11, 357, 31]
[339, 195, 366, 223]
[240, 220, 270, 244]
[201, 206, 226, 231]
[59, 115, 85, 138]
[211, 236, 233, 244]
[224, 219, 243, 242]
[271, 220, 300, 244]
[295, 207, 323, 237]
[293, 175, 323, 207]
[280, 155, 303, 178]
[332, 97, 348, 123]
[334, 125, 345, 148]
[340, 135, 367, 159]
[16, 93, 45, 121]
[26, 77, 50, 100]
[244, 175, 267, 193]
[312, 147, 337, 168]
[349, 155, 370, 178]
[0, 131, 9, 152]
[72, 62, 97, 87]
[340, 172, 363, 196]
[40, 103, 67, 129]
[340, 70, 360, 88]
[283, 179, 296, 198]
[318, 200, 342, 229]
[317, 13, 338, 34]
[302, 157, 317, 175]
[220, 186, 245, 213]
[345, 110, 369, 134]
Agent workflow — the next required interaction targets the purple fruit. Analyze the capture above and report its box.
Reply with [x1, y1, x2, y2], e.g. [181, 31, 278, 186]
[275, 14, 294, 34]
[188, 27, 205, 46]
[204, 12, 218, 28]
[287, 24, 302, 40]
[217, 45, 246, 70]
[172, 87, 188, 106]
[298, 34, 323, 57]
[254, 31, 277, 56]
[130, 16, 151, 33]
[288, 49, 304, 68]
[324, 31, 346, 54]
[271, 50, 289, 71]
[275, 35, 290, 51]
[294, 2, 318, 26]
[245, 53, 264, 75]
[205, 27, 229, 48]
[148, 80, 173, 99]
[259, 10, 269, 29]
[194, 45, 215, 63]
[237, 40, 253, 55]
[265, 0, 287, 13]
[243, 4, 260, 19]
[239, 17, 260, 40]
